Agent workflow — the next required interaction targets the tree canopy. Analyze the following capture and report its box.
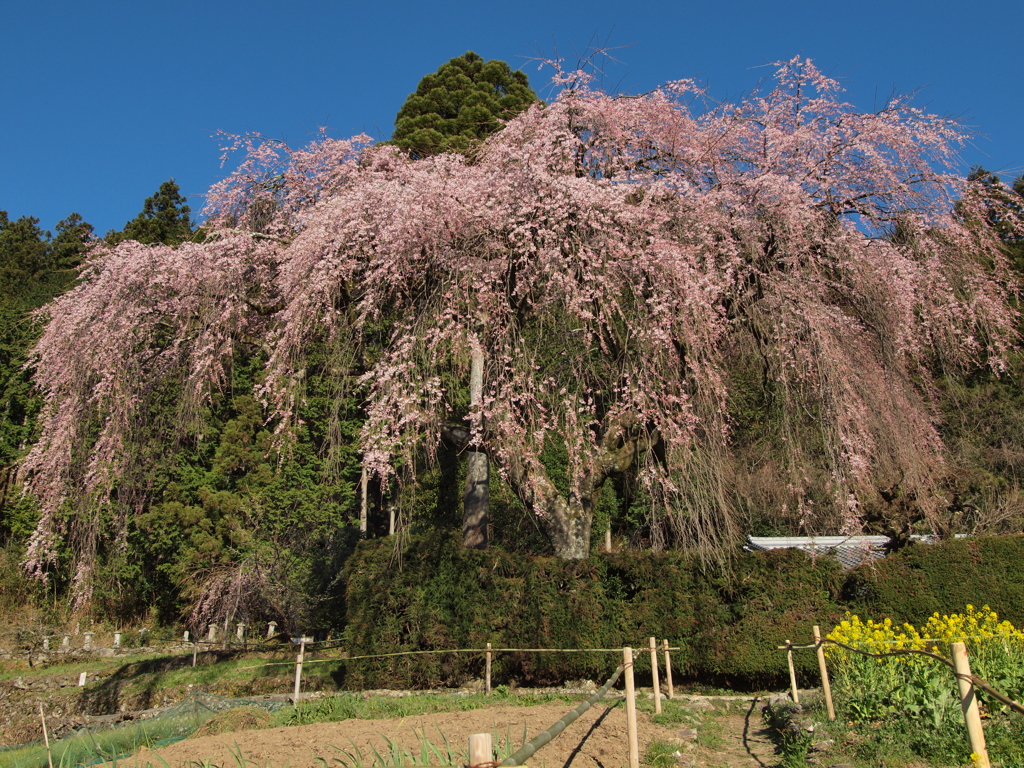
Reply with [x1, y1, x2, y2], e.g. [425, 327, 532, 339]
[391, 51, 539, 158]
[107, 179, 193, 245]
[21, 58, 1022, 607]
[0, 211, 92, 542]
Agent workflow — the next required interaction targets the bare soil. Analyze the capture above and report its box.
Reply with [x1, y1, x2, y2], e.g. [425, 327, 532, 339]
[119, 700, 787, 768]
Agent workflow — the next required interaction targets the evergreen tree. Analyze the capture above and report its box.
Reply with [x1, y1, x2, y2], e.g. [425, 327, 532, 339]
[966, 167, 1024, 274]
[0, 213, 49, 299]
[50, 213, 94, 272]
[392, 51, 538, 158]
[108, 179, 193, 246]
[0, 211, 92, 541]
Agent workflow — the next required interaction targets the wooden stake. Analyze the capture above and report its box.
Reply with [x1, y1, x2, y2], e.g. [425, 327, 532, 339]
[468, 732, 493, 768]
[485, 642, 492, 696]
[786, 640, 799, 703]
[39, 703, 53, 768]
[623, 647, 639, 768]
[662, 638, 674, 700]
[649, 637, 662, 714]
[952, 642, 990, 768]
[604, 527, 612, 552]
[293, 637, 307, 703]
[192, 640, 199, 668]
[359, 465, 368, 535]
[812, 626, 835, 721]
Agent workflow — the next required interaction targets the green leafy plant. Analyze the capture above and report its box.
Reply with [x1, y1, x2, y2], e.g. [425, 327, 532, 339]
[642, 739, 682, 768]
[826, 606, 1024, 765]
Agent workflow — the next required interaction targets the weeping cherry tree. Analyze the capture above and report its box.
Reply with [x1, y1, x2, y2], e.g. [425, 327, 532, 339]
[22, 58, 1021, 605]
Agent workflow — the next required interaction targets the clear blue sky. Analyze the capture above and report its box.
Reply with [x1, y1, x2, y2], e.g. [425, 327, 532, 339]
[2, 0, 1020, 236]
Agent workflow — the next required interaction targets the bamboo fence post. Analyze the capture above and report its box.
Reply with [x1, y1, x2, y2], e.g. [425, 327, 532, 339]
[39, 703, 53, 768]
[786, 640, 799, 703]
[649, 637, 662, 714]
[812, 626, 835, 721]
[485, 642, 492, 695]
[662, 638, 674, 700]
[468, 732, 492, 768]
[293, 637, 307, 703]
[623, 647, 639, 768]
[952, 641, 990, 768]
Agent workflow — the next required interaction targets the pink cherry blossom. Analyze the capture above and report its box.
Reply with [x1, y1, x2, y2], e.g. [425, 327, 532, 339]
[23, 58, 1021, 603]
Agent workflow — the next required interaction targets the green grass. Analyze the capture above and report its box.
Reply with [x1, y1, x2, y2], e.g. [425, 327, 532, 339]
[695, 715, 724, 750]
[1, 648, 302, 703]
[642, 739, 682, 768]
[647, 699, 704, 726]
[0, 652, 172, 682]
[275, 688, 590, 728]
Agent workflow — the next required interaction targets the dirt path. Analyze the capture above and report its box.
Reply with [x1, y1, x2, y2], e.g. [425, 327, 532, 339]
[118, 699, 787, 768]
[664, 698, 782, 768]
[683, 708, 781, 768]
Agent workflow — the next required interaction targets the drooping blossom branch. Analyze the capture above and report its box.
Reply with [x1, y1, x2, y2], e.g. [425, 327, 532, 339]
[23, 58, 1022, 601]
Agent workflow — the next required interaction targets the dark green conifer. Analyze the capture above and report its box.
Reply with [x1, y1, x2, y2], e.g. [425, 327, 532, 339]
[392, 51, 539, 159]
[108, 179, 193, 246]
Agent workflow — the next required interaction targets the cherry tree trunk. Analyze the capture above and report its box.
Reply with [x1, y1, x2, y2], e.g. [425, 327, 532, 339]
[462, 342, 489, 549]
[541, 500, 594, 559]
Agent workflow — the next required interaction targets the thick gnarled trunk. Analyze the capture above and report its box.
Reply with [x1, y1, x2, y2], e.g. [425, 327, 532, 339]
[537, 497, 594, 559]
[498, 420, 654, 558]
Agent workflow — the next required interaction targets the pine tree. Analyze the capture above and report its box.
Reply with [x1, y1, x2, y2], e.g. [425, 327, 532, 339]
[392, 51, 538, 158]
[108, 179, 193, 246]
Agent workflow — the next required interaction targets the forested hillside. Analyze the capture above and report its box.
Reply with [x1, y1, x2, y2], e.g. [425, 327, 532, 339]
[2, 55, 1023, 636]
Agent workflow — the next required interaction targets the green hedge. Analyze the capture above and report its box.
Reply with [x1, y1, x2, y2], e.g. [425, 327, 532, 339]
[339, 532, 845, 689]
[845, 534, 1024, 626]
[339, 533, 1024, 690]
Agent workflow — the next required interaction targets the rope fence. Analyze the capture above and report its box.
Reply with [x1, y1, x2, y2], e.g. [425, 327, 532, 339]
[17, 636, 678, 768]
[10, 629, 764, 768]
[246, 645, 656, 669]
[14, 616, 1024, 768]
